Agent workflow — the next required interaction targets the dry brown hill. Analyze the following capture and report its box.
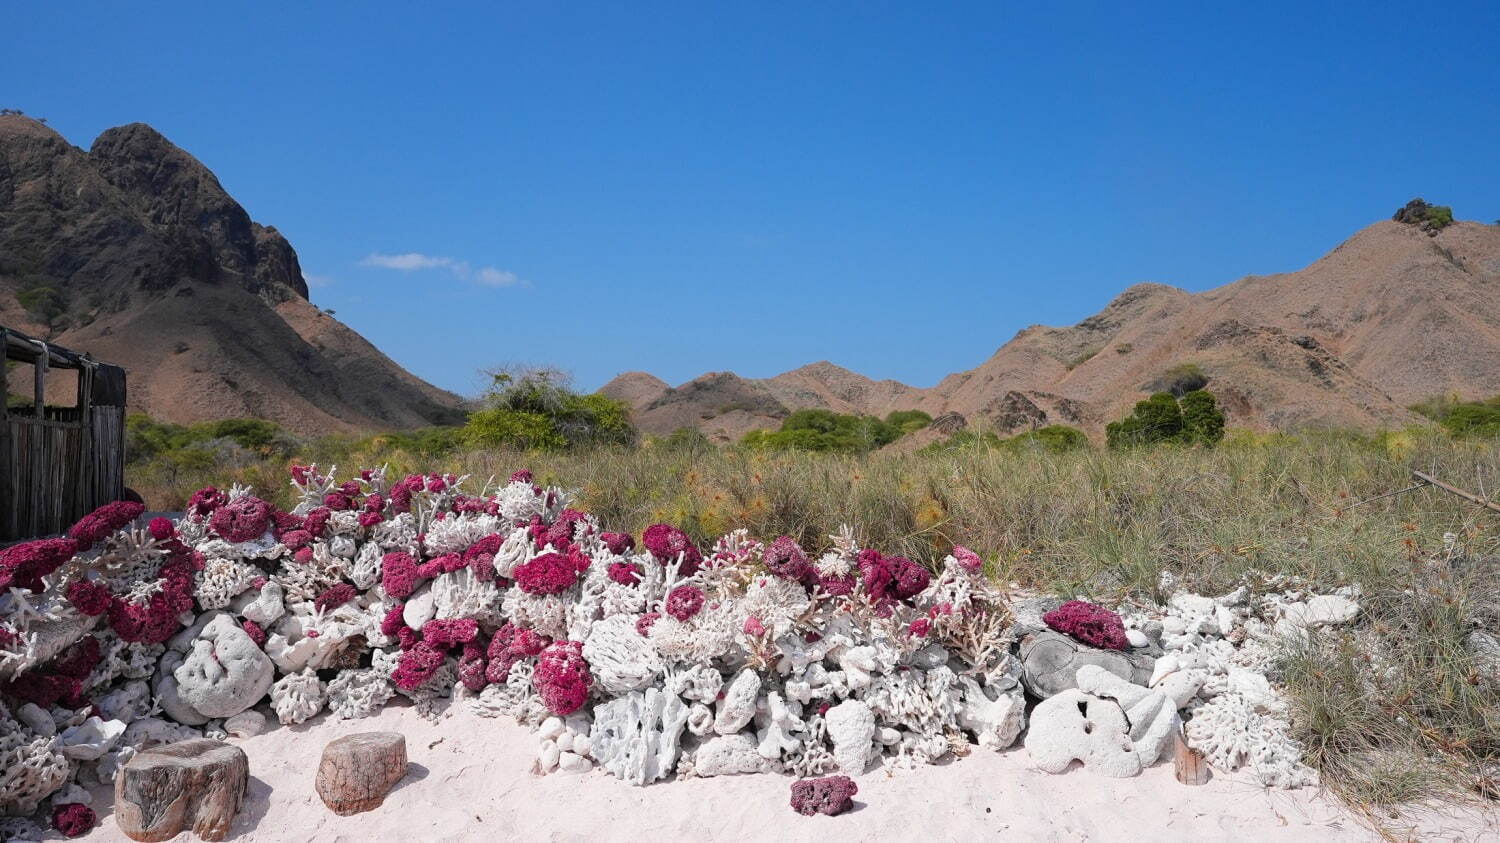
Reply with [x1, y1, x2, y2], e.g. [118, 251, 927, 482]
[603, 216, 1500, 441]
[0, 115, 464, 433]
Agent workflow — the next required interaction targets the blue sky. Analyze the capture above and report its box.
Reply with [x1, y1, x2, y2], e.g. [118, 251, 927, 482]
[7, 2, 1499, 396]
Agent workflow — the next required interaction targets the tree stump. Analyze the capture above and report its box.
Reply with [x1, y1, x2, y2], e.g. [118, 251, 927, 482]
[315, 732, 408, 816]
[1172, 729, 1211, 785]
[115, 738, 248, 842]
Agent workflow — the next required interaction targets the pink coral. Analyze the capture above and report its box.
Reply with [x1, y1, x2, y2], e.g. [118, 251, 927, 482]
[463, 534, 505, 582]
[51, 635, 102, 680]
[642, 523, 702, 575]
[422, 618, 479, 648]
[789, 775, 858, 816]
[533, 640, 591, 715]
[147, 517, 177, 541]
[242, 619, 267, 647]
[208, 496, 272, 543]
[513, 551, 584, 595]
[302, 506, 332, 537]
[743, 615, 766, 637]
[606, 561, 642, 585]
[280, 529, 312, 550]
[636, 612, 662, 637]
[458, 641, 488, 691]
[952, 545, 983, 572]
[665, 585, 706, 621]
[908, 618, 932, 637]
[107, 554, 195, 644]
[64, 579, 112, 616]
[600, 531, 634, 555]
[379, 604, 407, 638]
[889, 556, 930, 599]
[484, 623, 550, 684]
[509, 469, 534, 484]
[381, 551, 420, 598]
[856, 549, 928, 601]
[313, 583, 357, 614]
[763, 535, 813, 582]
[0, 537, 79, 593]
[187, 486, 228, 519]
[1043, 600, 1129, 650]
[392, 641, 447, 690]
[52, 802, 96, 837]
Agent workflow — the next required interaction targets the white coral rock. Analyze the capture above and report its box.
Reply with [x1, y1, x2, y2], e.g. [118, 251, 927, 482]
[695, 733, 767, 776]
[1075, 665, 1178, 766]
[1025, 688, 1142, 777]
[584, 614, 663, 695]
[59, 716, 127, 760]
[173, 613, 274, 719]
[713, 669, 761, 735]
[957, 676, 1025, 750]
[590, 686, 690, 786]
[825, 699, 876, 775]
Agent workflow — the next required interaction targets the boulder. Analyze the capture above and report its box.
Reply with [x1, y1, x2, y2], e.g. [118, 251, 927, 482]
[114, 738, 248, 842]
[315, 732, 408, 816]
[1019, 629, 1154, 698]
[173, 614, 274, 719]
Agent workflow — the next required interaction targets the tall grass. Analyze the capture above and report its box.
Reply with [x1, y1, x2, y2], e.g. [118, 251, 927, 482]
[126, 428, 1500, 820]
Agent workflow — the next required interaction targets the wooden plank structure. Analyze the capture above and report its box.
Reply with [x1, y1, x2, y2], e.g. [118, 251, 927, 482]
[2, 324, 127, 541]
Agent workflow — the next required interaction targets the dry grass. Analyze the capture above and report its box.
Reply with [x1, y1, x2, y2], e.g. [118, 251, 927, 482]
[127, 428, 1500, 820]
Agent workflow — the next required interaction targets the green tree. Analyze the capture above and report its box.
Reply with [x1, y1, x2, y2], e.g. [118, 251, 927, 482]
[742, 409, 903, 453]
[1179, 390, 1226, 445]
[462, 366, 636, 450]
[884, 410, 933, 434]
[1107, 392, 1189, 448]
[1008, 424, 1089, 453]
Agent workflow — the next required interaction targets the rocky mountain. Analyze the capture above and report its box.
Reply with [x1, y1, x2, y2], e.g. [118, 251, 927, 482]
[603, 214, 1500, 441]
[0, 115, 464, 433]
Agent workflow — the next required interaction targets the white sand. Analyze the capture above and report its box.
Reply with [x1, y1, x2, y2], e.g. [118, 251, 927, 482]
[76, 701, 1494, 843]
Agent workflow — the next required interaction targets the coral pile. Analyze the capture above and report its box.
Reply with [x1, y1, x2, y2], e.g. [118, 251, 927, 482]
[0, 464, 1355, 829]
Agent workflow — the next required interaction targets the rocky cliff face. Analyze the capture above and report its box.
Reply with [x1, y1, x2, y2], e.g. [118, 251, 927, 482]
[0, 115, 464, 433]
[603, 216, 1500, 441]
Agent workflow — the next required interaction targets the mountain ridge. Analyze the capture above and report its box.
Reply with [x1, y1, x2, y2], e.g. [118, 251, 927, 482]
[0, 115, 464, 433]
[603, 217, 1500, 441]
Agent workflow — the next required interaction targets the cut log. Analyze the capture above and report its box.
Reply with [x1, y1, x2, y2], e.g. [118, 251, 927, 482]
[115, 738, 248, 842]
[315, 731, 408, 816]
[1172, 729, 1211, 785]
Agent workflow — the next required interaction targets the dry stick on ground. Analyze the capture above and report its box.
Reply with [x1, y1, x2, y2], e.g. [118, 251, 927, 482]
[1411, 469, 1500, 515]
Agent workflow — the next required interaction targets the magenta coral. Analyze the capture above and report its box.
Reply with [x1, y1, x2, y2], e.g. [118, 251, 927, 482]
[187, 486, 228, 519]
[513, 551, 583, 595]
[952, 545, 983, 573]
[818, 573, 856, 596]
[422, 618, 479, 648]
[313, 583, 357, 614]
[108, 554, 194, 644]
[743, 615, 766, 637]
[484, 623, 550, 683]
[463, 534, 505, 582]
[533, 640, 591, 715]
[207, 495, 272, 543]
[763, 535, 813, 582]
[52, 802, 96, 837]
[509, 469, 534, 484]
[600, 531, 634, 555]
[241, 619, 266, 647]
[1043, 600, 1129, 650]
[636, 612, 662, 637]
[0, 537, 79, 593]
[889, 556, 930, 599]
[392, 641, 447, 690]
[642, 523, 702, 575]
[458, 641, 488, 692]
[665, 585, 706, 621]
[64, 579, 112, 616]
[147, 517, 177, 541]
[908, 618, 932, 637]
[381, 551, 420, 598]
[606, 561, 642, 585]
[789, 775, 858, 816]
[302, 506, 332, 538]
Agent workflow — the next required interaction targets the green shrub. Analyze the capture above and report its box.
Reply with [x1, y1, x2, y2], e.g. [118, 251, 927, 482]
[884, 410, 933, 434]
[1007, 424, 1089, 453]
[1107, 390, 1225, 448]
[1441, 403, 1500, 438]
[917, 429, 1004, 455]
[1066, 347, 1101, 370]
[462, 366, 636, 450]
[742, 409, 903, 453]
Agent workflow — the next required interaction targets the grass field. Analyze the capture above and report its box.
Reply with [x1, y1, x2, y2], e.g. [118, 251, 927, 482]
[127, 428, 1500, 822]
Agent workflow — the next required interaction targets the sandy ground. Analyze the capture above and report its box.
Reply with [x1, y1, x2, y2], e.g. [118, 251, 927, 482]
[74, 701, 1496, 843]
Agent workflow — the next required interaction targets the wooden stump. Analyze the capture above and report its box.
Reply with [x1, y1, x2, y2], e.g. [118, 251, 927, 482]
[1172, 729, 1211, 785]
[115, 738, 248, 842]
[315, 732, 408, 816]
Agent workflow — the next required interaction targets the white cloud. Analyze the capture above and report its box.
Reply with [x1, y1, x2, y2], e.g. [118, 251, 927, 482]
[360, 252, 454, 271]
[358, 252, 528, 288]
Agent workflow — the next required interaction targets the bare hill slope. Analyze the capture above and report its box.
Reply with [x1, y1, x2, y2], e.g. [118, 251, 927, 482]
[0, 115, 463, 433]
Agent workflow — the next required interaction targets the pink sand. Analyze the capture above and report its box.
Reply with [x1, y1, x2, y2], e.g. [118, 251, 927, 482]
[77, 701, 1494, 842]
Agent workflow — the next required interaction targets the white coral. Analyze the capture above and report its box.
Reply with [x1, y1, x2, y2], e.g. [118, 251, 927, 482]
[583, 614, 663, 695]
[590, 686, 690, 786]
[270, 669, 326, 725]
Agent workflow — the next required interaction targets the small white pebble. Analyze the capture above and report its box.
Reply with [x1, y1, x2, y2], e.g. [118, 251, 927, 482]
[1125, 629, 1149, 648]
[539, 739, 560, 771]
[538, 716, 566, 740]
[557, 751, 592, 774]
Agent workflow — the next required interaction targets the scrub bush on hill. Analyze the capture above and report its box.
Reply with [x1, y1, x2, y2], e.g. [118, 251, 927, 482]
[464, 366, 636, 451]
[1106, 390, 1225, 448]
[741, 409, 904, 453]
[1410, 393, 1500, 439]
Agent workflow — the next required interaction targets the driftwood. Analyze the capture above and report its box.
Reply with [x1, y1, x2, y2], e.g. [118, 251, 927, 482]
[1172, 729, 1211, 785]
[315, 732, 408, 816]
[114, 738, 248, 842]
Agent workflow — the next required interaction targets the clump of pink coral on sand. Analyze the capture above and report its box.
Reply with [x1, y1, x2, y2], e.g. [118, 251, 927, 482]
[533, 640, 591, 715]
[789, 775, 859, 816]
[207, 495, 273, 543]
[52, 803, 96, 838]
[1043, 599, 1129, 650]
